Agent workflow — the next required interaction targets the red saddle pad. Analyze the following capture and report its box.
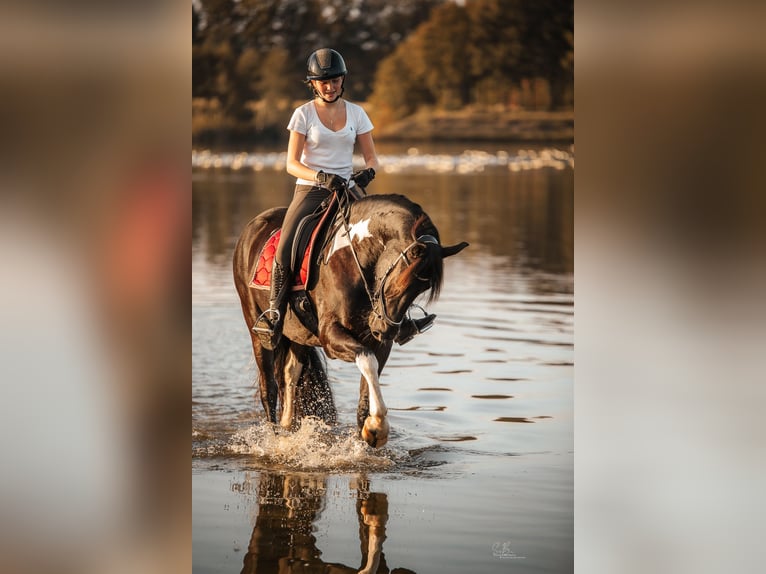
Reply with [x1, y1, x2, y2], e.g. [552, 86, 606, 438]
[250, 229, 310, 290]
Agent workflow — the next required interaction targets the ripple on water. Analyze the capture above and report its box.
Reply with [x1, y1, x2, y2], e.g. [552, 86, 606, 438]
[430, 435, 478, 442]
[493, 416, 553, 423]
[385, 362, 440, 369]
[389, 405, 447, 412]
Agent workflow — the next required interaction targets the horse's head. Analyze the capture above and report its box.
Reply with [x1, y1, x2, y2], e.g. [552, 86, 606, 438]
[356, 197, 469, 342]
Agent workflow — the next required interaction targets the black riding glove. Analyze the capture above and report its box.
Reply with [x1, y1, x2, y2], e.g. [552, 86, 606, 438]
[351, 168, 376, 189]
[315, 171, 346, 192]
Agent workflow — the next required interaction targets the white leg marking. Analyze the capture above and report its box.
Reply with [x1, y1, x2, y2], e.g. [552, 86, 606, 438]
[359, 529, 384, 574]
[355, 352, 387, 417]
[280, 349, 303, 429]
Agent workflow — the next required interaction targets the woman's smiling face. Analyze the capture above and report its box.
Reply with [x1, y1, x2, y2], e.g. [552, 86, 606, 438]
[312, 76, 344, 101]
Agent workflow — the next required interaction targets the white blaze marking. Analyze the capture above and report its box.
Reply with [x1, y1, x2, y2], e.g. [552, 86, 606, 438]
[327, 218, 372, 260]
[355, 352, 387, 418]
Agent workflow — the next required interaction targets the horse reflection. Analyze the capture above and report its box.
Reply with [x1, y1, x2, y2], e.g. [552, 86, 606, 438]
[239, 472, 415, 574]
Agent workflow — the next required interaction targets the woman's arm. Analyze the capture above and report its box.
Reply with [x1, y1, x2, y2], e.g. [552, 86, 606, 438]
[285, 130, 320, 181]
[357, 131, 380, 173]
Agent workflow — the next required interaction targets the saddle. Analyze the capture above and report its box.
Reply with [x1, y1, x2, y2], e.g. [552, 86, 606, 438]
[250, 192, 343, 332]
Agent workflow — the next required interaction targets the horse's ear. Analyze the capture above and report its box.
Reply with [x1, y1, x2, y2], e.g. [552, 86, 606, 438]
[440, 241, 469, 258]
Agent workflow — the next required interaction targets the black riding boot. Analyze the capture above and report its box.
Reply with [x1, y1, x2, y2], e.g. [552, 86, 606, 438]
[253, 262, 289, 350]
[395, 312, 436, 346]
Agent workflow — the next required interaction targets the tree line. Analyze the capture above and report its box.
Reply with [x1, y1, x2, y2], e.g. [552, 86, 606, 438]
[193, 0, 573, 142]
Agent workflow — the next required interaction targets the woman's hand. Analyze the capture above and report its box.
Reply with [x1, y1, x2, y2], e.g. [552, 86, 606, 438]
[315, 171, 346, 192]
[351, 168, 375, 189]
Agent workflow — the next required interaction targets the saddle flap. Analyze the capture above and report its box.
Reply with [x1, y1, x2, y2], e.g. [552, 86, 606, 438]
[250, 193, 339, 290]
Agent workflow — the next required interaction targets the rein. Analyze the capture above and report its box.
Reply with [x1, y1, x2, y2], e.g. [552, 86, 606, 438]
[337, 189, 438, 327]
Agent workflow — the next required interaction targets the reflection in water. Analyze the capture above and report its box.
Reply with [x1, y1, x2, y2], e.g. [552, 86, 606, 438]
[238, 472, 412, 574]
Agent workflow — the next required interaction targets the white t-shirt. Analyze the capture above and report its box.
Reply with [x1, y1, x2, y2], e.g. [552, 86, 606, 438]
[287, 100, 374, 185]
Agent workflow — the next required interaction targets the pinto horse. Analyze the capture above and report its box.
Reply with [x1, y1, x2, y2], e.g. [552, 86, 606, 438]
[233, 191, 468, 447]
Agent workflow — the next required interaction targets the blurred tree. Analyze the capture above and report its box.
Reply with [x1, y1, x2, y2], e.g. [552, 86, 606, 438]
[255, 47, 293, 102]
[252, 47, 295, 137]
[519, 0, 574, 109]
[194, 0, 253, 121]
[192, 4, 202, 45]
[316, 0, 443, 99]
[236, 47, 262, 103]
[465, 0, 524, 107]
[369, 0, 573, 115]
[192, 0, 574, 139]
[415, 2, 471, 109]
[238, 0, 319, 102]
[369, 34, 435, 123]
[192, 5, 216, 99]
[193, 0, 443, 123]
[370, 1, 472, 118]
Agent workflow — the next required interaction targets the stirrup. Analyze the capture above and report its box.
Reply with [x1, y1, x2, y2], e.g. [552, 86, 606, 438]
[253, 309, 280, 335]
[396, 305, 435, 345]
[409, 304, 435, 334]
[253, 308, 281, 347]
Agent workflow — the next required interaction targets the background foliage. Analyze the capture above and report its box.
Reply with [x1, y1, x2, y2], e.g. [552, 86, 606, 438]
[193, 0, 573, 142]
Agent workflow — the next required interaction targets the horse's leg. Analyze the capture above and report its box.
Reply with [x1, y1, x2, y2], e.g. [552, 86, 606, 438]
[356, 343, 392, 443]
[319, 324, 392, 447]
[249, 331, 279, 424]
[355, 351, 388, 447]
[356, 374, 370, 433]
[279, 344, 304, 429]
[355, 343, 392, 448]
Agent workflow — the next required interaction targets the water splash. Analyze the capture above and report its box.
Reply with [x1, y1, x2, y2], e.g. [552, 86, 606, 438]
[225, 417, 405, 472]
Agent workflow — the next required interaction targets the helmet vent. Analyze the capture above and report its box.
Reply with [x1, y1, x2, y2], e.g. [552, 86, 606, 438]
[316, 49, 333, 69]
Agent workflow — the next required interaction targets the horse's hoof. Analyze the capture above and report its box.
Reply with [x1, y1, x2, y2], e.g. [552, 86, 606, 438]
[361, 416, 389, 448]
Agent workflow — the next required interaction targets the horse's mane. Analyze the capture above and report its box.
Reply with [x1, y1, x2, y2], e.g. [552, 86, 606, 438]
[409, 211, 444, 303]
[353, 194, 444, 303]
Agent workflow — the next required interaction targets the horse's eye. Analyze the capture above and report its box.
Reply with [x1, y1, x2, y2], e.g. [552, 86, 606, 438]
[410, 245, 425, 259]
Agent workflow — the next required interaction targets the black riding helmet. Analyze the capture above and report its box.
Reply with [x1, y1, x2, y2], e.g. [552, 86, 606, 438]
[306, 48, 347, 102]
[306, 48, 347, 81]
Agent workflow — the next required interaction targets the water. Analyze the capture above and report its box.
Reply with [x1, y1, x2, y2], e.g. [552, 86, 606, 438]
[192, 143, 573, 573]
